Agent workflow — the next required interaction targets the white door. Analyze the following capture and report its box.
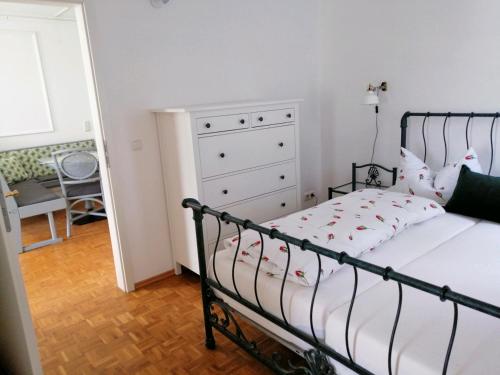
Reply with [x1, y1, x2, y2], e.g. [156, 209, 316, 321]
[0, 183, 42, 374]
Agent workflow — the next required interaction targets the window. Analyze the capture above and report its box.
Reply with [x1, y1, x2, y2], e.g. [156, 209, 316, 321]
[0, 30, 53, 137]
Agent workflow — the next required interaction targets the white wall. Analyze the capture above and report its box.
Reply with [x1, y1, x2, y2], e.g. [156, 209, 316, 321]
[83, 0, 322, 283]
[0, 16, 93, 151]
[21, 0, 500, 286]
[320, 0, 500, 186]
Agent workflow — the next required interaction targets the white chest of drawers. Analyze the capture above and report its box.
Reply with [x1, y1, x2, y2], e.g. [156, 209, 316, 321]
[155, 100, 302, 274]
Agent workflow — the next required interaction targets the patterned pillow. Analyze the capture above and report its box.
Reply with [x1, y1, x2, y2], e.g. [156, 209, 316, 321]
[392, 147, 483, 204]
[15, 140, 96, 178]
[0, 156, 30, 184]
[0, 140, 96, 179]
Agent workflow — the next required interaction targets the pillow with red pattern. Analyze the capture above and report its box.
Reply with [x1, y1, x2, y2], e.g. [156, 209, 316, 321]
[393, 147, 482, 204]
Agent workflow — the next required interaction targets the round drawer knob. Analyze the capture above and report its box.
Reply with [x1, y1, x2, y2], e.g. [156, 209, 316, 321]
[280, 175, 285, 180]
[281, 202, 286, 207]
[286, 113, 292, 118]
[240, 119, 245, 124]
[219, 152, 225, 158]
[205, 123, 211, 128]
[258, 116, 264, 122]
[278, 142, 284, 147]
[225, 221, 230, 225]
[222, 189, 228, 195]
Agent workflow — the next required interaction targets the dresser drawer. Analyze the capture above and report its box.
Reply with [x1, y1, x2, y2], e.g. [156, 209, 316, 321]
[251, 108, 295, 127]
[203, 162, 296, 207]
[196, 113, 249, 134]
[205, 188, 297, 243]
[198, 125, 296, 178]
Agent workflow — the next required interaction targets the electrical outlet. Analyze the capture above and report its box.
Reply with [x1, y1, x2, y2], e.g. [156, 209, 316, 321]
[304, 191, 316, 202]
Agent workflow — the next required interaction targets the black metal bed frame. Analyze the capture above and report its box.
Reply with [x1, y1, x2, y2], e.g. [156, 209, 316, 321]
[401, 111, 500, 174]
[182, 111, 500, 375]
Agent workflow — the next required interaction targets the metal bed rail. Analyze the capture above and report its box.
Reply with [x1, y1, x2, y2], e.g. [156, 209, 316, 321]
[182, 198, 500, 375]
[401, 111, 499, 174]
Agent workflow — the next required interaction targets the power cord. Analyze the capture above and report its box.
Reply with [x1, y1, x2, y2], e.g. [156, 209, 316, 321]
[370, 105, 379, 165]
[310, 192, 319, 206]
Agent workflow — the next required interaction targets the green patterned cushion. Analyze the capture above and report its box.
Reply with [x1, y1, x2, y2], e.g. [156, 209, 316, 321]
[0, 156, 30, 184]
[0, 140, 95, 179]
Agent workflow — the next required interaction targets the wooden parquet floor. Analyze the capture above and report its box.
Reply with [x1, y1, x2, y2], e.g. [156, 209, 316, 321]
[19, 212, 292, 374]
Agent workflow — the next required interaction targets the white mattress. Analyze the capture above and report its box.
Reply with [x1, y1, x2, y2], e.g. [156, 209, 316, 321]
[209, 213, 478, 348]
[325, 220, 500, 375]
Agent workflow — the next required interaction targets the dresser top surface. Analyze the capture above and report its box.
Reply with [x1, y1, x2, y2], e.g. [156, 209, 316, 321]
[152, 99, 303, 113]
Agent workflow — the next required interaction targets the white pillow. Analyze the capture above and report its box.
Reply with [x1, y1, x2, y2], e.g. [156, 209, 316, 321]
[393, 147, 483, 204]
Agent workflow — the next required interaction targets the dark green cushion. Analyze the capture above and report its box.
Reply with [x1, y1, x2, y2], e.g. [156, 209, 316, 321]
[445, 165, 500, 223]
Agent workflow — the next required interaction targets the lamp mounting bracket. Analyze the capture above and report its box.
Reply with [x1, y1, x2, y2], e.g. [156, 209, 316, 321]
[368, 81, 388, 92]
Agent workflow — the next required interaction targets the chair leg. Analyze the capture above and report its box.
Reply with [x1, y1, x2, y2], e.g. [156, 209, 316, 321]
[47, 212, 58, 240]
[22, 212, 63, 252]
[11, 210, 23, 254]
[66, 206, 71, 238]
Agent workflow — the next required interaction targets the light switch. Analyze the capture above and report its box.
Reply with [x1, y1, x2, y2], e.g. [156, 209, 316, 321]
[131, 139, 143, 151]
[84, 121, 92, 132]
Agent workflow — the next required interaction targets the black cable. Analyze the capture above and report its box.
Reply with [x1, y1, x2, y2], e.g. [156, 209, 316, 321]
[370, 105, 379, 165]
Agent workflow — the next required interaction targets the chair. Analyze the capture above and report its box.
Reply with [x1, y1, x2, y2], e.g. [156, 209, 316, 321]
[0, 173, 66, 253]
[52, 149, 106, 238]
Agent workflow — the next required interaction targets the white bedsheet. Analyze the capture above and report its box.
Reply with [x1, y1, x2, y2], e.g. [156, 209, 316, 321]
[209, 213, 478, 346]
[325, 220, 500, 375]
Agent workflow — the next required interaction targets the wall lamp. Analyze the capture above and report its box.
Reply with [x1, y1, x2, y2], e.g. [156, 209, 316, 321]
[363, 81, 387, 106]
[363, 81, 388, 186]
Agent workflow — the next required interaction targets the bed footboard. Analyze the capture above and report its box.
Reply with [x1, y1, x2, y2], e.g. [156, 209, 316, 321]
[182, 198, 500, 375]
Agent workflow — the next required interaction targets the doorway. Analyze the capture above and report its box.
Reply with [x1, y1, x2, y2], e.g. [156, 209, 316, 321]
[0, 0, 131, 292]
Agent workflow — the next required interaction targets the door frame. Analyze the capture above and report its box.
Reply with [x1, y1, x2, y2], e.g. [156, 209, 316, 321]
[1, 0, 134, 292]
[0, 191, 42, 374]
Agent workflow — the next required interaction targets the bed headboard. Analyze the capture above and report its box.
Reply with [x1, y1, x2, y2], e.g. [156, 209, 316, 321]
[400, 111, 500, 175]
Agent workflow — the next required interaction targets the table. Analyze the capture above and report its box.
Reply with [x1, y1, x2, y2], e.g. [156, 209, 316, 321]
[328, 162, 398, 199]
[328, 181, 393, 199]
[38, 151, 99, 167]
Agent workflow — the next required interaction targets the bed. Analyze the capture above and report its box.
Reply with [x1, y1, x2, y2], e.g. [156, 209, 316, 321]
[182, 111, 500, 375]
[327, 219, 500, 375]
[209, 210, 477, 342]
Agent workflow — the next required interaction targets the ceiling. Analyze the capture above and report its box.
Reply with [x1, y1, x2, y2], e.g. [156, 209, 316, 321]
[0, 2, 75, 20]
